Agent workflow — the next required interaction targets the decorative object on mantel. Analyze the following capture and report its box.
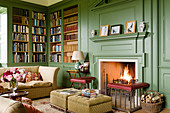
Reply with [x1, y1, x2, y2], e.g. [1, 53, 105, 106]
[110, 24, 122, 35]
[100, 25, 109, 36]
[141, 90, 164, 113]
[91, 29, 96, 37]
[125, 20, 136, 34]
[72, 51, 84, 70]
[139, 21, 145, 32]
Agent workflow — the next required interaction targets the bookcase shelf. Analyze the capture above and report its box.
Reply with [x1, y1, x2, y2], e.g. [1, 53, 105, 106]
[13, 40, 29, 43]
[63, 5, 78, 63]
[13, 51, 28, 53]
[12, 7, 29, 63]
[64, 20, 78, 25]
[50, 10, 62, 63]
[64, 12, 78, 18]
[32, 11, 46, 63]
[50, 41, 61, 44]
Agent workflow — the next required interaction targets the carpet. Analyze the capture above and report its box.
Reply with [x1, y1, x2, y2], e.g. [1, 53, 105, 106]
[32, 98, 64, 113]
[31, 98, 137, 113]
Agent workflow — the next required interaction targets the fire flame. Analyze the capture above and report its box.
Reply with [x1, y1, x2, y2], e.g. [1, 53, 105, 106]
[120, 64, 132, 83]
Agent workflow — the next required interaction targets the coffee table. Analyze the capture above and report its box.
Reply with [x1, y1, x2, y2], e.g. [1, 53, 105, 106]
[1, 91, 29, 100]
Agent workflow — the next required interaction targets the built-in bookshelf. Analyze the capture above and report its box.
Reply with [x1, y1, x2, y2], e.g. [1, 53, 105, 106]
[63, 5, 78, 63]
[50, 10, 62, 62]
[32, 11, 46, 62]
[12, 7, 29, 63]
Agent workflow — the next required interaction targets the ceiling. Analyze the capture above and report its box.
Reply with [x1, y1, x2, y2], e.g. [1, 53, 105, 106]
[21, 0, 63, 6]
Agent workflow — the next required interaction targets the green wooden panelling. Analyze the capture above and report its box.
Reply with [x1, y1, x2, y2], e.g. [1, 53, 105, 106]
[0, 0, 170, 108]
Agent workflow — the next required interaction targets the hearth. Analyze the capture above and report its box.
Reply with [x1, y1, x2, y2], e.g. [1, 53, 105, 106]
[99, 59, 138, 94]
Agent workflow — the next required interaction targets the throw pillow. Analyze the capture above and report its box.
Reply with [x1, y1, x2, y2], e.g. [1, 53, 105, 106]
[0, 85, 6, 93]
[22, 103, 43, 113]
[25, 71, 41, 82]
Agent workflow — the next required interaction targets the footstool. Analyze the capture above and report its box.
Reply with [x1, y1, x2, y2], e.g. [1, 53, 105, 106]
[50, 88, 81, 112]
[68, 94, 112, 113]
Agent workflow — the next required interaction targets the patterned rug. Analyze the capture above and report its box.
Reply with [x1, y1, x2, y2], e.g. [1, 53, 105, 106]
[32, 98, 64, 113]
[32, 98, 147, 113]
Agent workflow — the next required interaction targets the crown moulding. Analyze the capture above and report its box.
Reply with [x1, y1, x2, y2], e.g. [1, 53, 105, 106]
[20, 0, 63, 6]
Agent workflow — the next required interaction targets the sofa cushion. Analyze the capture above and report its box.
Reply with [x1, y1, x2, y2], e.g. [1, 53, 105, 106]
[0, 82, 9, 90]
[17, 82, 32, 89]
[25, 71, 41, 82]
[26, 81, 52, 88]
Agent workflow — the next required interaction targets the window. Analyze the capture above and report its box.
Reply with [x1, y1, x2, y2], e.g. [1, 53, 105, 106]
[0, 6, 7, 63]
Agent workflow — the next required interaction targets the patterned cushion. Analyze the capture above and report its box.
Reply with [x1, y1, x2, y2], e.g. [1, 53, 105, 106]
[0, 85, 6, 93]
[22, 97, 32, 105]
[25, 71, 41, 83]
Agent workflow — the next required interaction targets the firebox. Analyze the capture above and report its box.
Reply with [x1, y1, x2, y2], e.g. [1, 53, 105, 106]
[99, 59, 138, 94]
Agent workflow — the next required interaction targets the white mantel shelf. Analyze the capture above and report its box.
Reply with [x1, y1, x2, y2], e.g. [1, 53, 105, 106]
[90, 32, 148, 42]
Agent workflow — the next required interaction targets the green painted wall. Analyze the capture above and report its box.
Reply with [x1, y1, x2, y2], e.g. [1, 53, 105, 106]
[0, 0, 170, 108]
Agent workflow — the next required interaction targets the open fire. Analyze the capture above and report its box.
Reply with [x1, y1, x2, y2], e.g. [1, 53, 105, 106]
[120, 64, 132, 83]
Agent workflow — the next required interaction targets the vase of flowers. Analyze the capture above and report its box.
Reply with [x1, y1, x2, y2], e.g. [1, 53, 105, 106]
[0, 68, 20, 95]
[9, 77, 18, 95]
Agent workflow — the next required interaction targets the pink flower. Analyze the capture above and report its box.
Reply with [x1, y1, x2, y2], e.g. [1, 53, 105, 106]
[5, 75, 12, 81]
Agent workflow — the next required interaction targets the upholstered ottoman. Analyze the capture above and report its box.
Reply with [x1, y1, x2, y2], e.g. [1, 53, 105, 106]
[68, 94, 112, 113]
[50, 88, 80, 111]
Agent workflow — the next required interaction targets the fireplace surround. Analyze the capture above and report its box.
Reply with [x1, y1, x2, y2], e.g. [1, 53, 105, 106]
[99, 59, 138, 93]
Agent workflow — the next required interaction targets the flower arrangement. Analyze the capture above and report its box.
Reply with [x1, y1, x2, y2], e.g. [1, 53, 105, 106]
[0, 68, 23, 82]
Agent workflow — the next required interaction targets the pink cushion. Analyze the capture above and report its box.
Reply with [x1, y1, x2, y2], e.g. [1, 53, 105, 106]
[107, 82, 149, 91]
[22, 103, 43, 113]
[70, 78, 92, 83]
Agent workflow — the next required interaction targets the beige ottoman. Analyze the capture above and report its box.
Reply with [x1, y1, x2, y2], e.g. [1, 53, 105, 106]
[68, 94, 112, 113]
[50, 88, 80, 111]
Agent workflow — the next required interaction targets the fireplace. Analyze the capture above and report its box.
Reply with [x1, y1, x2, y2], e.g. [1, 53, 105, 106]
[99, 59, 138, 93]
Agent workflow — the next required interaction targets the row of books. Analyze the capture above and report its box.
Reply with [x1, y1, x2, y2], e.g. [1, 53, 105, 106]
[13, 53, 29, 63]
[64, 24, 77, 32]
[13, 25, 29, 33]
[50, 54, 61, 62]
[32, 35, 46, 42]
[51, 35, 61, 42]
[13, 42, 28, 52]
[13, 8, 29, 17]
[64, 56, 75, 63]
[13, 33, 29, 41]
[32, 19, 46, 27]
[52, 44, 61, 52]
[50, 11, 61, 19]
[64, 15, 78, 23]
[33, 44, 46, 52]
[64, 44, 78, 52]
[32, 54, 46, 62]
[50, 27, 61, 34]
[64, 34, 78, 40]
[13, 16, 28, 25]
[50, 19, 61, 27]
[32, 12, 45, 20]
[32, 27, 46, 35]
[64, 6, 78, 16]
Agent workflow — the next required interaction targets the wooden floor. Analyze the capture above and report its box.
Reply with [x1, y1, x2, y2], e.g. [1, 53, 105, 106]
[134, 108, 170, 113]
[113, 108, 170, 113]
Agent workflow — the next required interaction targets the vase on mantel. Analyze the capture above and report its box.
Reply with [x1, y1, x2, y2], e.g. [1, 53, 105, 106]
[139, 22, 145, 32]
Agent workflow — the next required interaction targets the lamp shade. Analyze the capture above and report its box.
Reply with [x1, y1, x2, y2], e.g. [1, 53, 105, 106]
[72, 51, 84, 61]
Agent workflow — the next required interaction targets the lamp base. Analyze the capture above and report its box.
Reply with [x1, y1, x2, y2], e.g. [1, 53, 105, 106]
[74, 61, 80, 70]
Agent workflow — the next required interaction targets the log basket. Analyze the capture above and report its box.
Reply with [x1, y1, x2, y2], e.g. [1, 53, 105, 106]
[141, 90, 163, 113]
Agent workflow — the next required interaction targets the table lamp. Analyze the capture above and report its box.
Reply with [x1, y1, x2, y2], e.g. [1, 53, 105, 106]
[72, 51, 84, 70]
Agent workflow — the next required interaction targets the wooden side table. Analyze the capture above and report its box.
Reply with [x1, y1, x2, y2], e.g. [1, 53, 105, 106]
[66, 70, 81, 87]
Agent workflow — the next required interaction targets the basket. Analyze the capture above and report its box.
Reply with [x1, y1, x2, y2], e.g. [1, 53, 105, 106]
[141, 90, 163, 113]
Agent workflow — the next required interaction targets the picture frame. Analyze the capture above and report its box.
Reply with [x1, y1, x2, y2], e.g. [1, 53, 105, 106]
[100, 25, 109, 36]
[125, 20, 136, 34]
[110, 24, 122, 35]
